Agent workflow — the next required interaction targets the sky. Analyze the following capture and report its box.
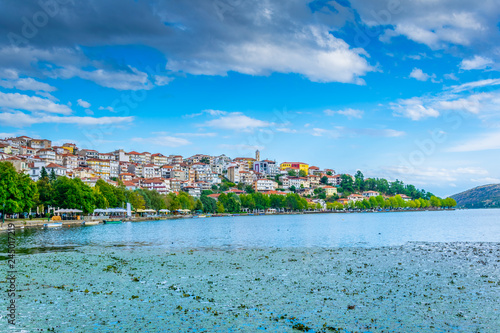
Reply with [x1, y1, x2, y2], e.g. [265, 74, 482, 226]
[0, 0, 500, 197]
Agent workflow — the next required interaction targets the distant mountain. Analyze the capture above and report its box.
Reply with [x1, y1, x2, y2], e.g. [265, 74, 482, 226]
[451, 184, 500, 208]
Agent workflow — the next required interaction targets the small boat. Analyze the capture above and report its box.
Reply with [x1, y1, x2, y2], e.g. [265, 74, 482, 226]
[83, 220, 100, 226]
[197, 215, 207, 218]
[44, 222, 63, 228]
[103, 220, 122, 224]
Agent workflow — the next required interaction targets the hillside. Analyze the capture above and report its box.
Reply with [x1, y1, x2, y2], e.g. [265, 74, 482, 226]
[451, 184, 500, 208]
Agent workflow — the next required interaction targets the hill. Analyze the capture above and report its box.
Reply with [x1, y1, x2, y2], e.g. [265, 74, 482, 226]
[451, 184, 500, 208]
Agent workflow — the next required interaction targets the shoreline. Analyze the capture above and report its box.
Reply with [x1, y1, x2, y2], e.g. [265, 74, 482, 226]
[0, 207, 456, 232]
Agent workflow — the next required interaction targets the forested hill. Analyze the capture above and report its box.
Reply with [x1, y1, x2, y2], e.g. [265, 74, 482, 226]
[451, 184, 500, 208]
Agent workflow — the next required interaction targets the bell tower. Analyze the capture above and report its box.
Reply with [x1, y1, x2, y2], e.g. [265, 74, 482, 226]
[255, 149, 260, 161]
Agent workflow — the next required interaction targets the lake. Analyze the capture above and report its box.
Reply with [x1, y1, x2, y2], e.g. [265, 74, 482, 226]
[2, 209, 499, 254]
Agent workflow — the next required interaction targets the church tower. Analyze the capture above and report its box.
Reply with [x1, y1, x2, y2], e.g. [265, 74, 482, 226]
[255, 149, 260, 161]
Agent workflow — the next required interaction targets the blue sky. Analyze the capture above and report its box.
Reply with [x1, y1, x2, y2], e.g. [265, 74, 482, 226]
[1, 0, 500, 197]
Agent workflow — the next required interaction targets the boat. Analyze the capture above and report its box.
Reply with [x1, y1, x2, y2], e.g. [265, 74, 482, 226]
[103, 220, 122, 224]
[43, 222, 63, 228]
[83, 220, 100, 226]
[197, 215, 207, 218]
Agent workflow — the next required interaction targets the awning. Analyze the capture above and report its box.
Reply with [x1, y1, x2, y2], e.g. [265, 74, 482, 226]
[136, 209, 157, 213]
[54, 209, 83, 213]
[159, 209, 170, 212]
[93, 208, 127, 213]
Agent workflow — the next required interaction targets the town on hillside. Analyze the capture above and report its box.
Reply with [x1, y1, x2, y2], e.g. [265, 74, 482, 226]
[0, 135, 450, 212]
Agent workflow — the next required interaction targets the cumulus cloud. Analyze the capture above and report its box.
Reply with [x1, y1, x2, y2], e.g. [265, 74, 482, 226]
[0, 111, 134, 127]
[460, 55, 493, 70]
[0, 77, 56, 92]
[77, 99, 91, 108]
[391, 97, 440, 120]
[409, 68, 436, 82]
[0, 91, 71, 115]
[202, 112, 272, 131]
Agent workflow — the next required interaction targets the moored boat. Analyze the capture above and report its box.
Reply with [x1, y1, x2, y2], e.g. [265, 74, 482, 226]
[103, 220, 122, 224]
[43, 222, 63, 228]
[83, 220, 100, 226]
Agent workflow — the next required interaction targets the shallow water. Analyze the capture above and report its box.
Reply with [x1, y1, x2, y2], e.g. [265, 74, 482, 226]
[1, 209, 499, 254]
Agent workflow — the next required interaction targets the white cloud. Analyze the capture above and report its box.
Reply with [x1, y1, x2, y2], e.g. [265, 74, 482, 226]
[166, 25, 373, 84]
[324, 108, 364, 119]
[450, 78, 500, 93]
[276, 127, 297, 133]
[311, 128, 340, 138]
[448, 131, 500, 152]
[409, 68, 435, 82]
[470, 177, 500, 184]
[77, 99, 91, 108]
[185, 109, 228, 118]
[391, 97, 440, 120]
[0, 111, 134, 127]
[132, 136, 191, 147]
[52, 66, 153, 91]
[177, 132, 217, 137]
[0, 77, 56, 92]
[98, 106, 115, 112]
[444, 73, 459, 81]
[202, 112, 271, 131]
[154, 75, 174, 86]
[460, 55, 493, 70]
[0, 91, 72, 115]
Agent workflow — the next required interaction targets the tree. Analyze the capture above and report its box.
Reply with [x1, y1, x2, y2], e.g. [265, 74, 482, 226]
[200, 195, 217, 213]
[0, 162, 38, 215]
[52, 177, 94, 213]
[320, 176, 328, 185]
[49, 169, 57, 182]
[287, 170, 297, 177]
[289, 185, 296, 193]
[245, 185, 255, 194]
[340, 174, 354, 194]
[194, 199, 204, 212]
[200, 157, 210, 164]
[40, 166, 49, 180]
[216, 201, 225, 213]
[354, 170, 365, 191]
[299, 170, 307, 177]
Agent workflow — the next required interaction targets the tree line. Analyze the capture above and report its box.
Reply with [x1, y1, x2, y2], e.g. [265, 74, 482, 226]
[0, 162, 455, 218]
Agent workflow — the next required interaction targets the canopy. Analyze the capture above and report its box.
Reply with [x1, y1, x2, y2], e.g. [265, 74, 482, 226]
[93, 208, 127, 213]
[159, 209, 170, 212]
[136, 209, 157, 213]
[54, 209, 83, 213]
[177, 209, 191, 212]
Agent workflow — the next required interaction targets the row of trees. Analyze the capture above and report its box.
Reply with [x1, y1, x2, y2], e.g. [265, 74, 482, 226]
[336, 171, 435, 200]
[0, 162, 456, 218]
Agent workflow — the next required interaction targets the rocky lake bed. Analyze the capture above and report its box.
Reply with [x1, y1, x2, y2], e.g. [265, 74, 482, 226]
[1, 242, 499, 332]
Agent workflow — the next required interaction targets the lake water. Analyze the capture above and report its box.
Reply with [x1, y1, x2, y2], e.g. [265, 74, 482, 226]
[2, 209, 499, 253]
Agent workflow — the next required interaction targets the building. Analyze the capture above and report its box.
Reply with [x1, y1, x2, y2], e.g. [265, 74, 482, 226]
[254, 179, 278, 192]
[362, 191, 380, 198]
[6, 157, 28, 172]
[38, 149, 56, 163]
[62, 154, 79, 170]
[227, 165, 240, 183]
[280, 162, 309, 175]
[347, 194, 365, 203]
[320, 185, 338, 197]
[28, 138, 51, 149]
[151, 153, 169, 166]
[233, 157, 255, 172]
[45, 163, 67, 178]
[253, 160, 278, 176]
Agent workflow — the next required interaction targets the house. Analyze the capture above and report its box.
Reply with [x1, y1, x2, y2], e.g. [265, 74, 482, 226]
[72, 167, 96, 179]
[62, 154, 79, 170]
[141, 178, 170, 194]
[239, 171, 255, 185]
[320, 185, 338, 196]
[253, 160, 278, 176]
[87, 159, 111, 179]
[0, 143, 12, 154]
[119, 172, 135, 181]
[62, 143, 77, 154]
[6, 157, 28, 172]
[347, 194, 364, 203]
[362, 191, 380, 198]
[143, 164, 160, 178]
[307, 174, 321, 187]
[182, 186, 201, 198]
[233, 157, 256, 172]
[45, 163, 67, 178]
[28, 138, 51, 149]
[288, 177, 310, 189]
[280, 162, 309, 175]
[151, 153, 169, 166]
[227, 165, 240, 183]
[127, 151, 146, 164]
[38, 149, 56, 163]
[399, 194, 412, 202]
[337, 198, 349, 205]
[254, 179, 278, 192]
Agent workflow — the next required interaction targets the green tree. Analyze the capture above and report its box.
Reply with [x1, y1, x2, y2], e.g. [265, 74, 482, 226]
[0, 162, 38, 214]
[49, 169, 57, 182]
[340, 174, 354, 193]
[216, 201, 225, 213]
[287, 170, 297, 177]
[200, 157, 210, 164]
[354, 170, 365, 191]
[194, 199, 204, 212]
[320, 176, 328, 185]
[40, 166, 49, 180]
[298, 170, 307, 177]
